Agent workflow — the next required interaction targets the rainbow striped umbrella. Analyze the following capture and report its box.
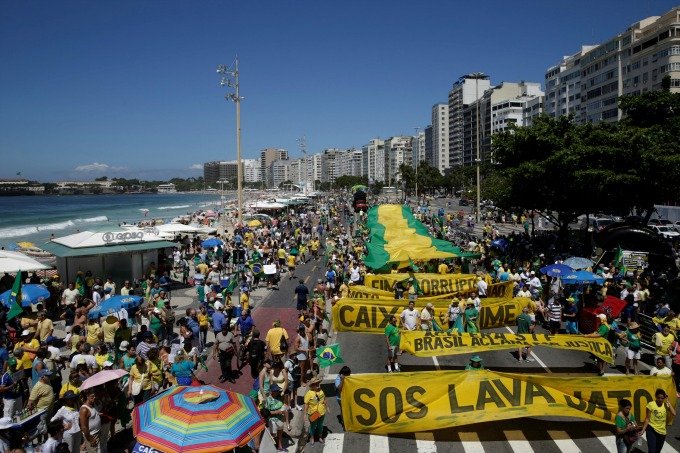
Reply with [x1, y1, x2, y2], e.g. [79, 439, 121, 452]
[132, 385, 265, 453]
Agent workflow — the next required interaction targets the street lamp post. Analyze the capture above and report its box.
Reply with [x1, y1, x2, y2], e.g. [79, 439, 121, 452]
[297, 136, 307, 195]
[414, 126, 420, 200]
[217, 57, 244, 226]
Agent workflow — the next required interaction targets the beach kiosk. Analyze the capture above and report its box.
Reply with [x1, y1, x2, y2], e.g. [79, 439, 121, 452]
[41, 227, 176, 287]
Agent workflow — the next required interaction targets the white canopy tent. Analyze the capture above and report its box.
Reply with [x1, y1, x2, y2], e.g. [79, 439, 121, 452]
[0, 251, 52, 274]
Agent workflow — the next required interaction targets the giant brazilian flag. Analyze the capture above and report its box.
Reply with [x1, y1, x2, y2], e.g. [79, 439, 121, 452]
[364, 204, 478, 271]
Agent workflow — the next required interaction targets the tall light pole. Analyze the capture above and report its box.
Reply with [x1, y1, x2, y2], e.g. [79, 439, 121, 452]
[297, 135, 307, 195]
[217, 57, 244, 225]
[470, 72, 485, 224]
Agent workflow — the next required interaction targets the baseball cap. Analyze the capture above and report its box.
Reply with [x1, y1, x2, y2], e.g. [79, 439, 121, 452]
[21, 330, 31, 337]
[38, 369, 53, 377]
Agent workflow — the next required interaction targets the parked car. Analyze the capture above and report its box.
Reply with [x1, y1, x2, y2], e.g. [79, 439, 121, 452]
[651, 225, 680, 239]
[586, 217, 615, 232]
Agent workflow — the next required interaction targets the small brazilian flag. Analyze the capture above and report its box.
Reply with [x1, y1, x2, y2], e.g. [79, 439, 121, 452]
[316, 343, 344, 369]
[7, 272, 23, 321]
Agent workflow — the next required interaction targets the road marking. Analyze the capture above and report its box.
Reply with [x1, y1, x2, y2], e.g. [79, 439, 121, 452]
[458, 431, 485, 452]
[369, 434, 389, 452]
[322, 433, 344, 453]
[415, 432, 437, 452]
[547, 430, 581, 452]
[592, 431, 616, 452]
[662, 442, 680, 453]
[504, 430, 534, 452]
[504, 326, 551, 373]
[431, 355, 441, 371]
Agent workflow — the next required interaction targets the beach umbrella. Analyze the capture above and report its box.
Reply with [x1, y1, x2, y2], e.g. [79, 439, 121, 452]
[561, 270, 605, 285]
[540, 263, 573, 278]
[80, 369, 128, 391]
[0, 284, 50, 308]
[563, 256, 594, 270]
[201, 238, 224, 248]
[88, 295, 144, 319]
[133, 385, 265, 453]
[0, 251, 51, 274]
[247, 219, 262, 227]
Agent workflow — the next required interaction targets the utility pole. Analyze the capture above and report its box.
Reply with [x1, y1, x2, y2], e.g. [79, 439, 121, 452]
[470, 72, 485, 224]
[217, 57, 244, 225]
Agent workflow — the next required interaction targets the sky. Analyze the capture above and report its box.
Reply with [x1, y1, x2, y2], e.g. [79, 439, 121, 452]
[0, 0, 677, 181]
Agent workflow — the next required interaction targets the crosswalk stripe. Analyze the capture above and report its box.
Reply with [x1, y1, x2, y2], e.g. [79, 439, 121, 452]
[662, 442, 680, 453]
[458, 432, 485, 453]
[415, 432, 437, 452]
[369, 434, 389, 453]
[504, 430, 534, 453]
[592, 431, 617, 452]
[322, 433, 344, 453]
[547, 430, 581, 453]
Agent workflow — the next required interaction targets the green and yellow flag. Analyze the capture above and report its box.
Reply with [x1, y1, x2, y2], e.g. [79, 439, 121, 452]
[364, 205, 478, 270]
[317, 343, 344, 368]
[7, 272, 23, 321]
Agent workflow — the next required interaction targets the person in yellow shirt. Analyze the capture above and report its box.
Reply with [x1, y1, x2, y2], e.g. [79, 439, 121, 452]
[85, 318, 103, 346]
[641, 388, 676, 452]
[128, 357, 153, 405]
[14, 330, 40, 372]
[303, 377, 328, 445]
[240, 291, 250, 312]
[101, 316, 118, 345]
[653, 324, 676, 368]
[438, 261, 449, 275]
[59, 371, 82, 398]
[287, 254, 296, 280]
[265, 320, 289, 360]
[35, 311, 54, 343]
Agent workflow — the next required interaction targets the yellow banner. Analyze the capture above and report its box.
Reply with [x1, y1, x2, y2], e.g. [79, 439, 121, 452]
[400, 331, 615, 364]
[341, 370, 676, 434]
[348, 281, 514, 300]
[364, 273, 492, 296]
[332, 297, 529, 333]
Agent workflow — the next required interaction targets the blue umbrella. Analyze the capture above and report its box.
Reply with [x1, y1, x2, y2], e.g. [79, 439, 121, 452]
[490, 239, 508, 251]
[563, 257, 594, 270]
[88, 295, 144, 319]
[562, 270, 605, 285]
[0, 284, 50, 308]
[201, 237, 224, 248]
[540, 263, 573, 278]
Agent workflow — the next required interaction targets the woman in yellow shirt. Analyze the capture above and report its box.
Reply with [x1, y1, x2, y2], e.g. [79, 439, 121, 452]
[128, 357, 153, 405]
[198, 306, 210, 348]
[85, 318, 102, 346]
[303, 377, 328, 445]
[641, 388, 676, 452]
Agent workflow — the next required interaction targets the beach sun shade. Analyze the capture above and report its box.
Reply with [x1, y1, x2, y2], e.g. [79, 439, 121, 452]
[0, 284, 50, 308]
[562, 256, 594, 270]
[80, 369, 128, 391]
[87, 295, 144, 319]
[0, 251, 51, 274]
[363, 205, 479, 270]
[561, 270, 605, 285]
[201, 238, 224, 248]
[540, 263, 573, 278]
[133, 385, 265, 453]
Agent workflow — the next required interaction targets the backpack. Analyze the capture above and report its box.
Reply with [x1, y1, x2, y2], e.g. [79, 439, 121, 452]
[286, 359, 301, 385]
[606, 326, 618, 344]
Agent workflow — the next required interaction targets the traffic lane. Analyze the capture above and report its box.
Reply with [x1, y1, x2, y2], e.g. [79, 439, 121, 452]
[329, 331, 388, 375]
[258, 258, 324, 309]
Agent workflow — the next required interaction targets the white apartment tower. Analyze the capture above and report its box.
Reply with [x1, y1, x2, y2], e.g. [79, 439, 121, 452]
[361, 139, 385, 184]
[385, 136, 412, 185]
[431, 103, 449, 173]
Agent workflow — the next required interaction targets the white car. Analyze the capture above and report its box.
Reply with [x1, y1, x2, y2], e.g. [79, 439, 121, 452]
[651, 225, 680, 239]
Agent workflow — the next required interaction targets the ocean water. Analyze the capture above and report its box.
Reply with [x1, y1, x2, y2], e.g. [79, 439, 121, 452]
[0, 192, 230, 249]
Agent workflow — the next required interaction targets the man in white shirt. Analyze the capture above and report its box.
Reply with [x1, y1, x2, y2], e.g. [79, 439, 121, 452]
[529, 272, 542, 296]
[476, 277, 488, 298]
[61, 283, 79, 307]
[517, 283, 532, 298]
[103, 276, 116, 294]
[400, 301, 420, 331]
[120, 281, 132, 296]
[69, 344, 98, 373]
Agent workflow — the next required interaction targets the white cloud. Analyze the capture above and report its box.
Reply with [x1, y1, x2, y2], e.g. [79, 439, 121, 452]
[189, 163, 203, 170]
[74, 162, 125, 172]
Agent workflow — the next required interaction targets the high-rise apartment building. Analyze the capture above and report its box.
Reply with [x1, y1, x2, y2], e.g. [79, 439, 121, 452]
[431, 103, 449, 173]
[203, 161, 242, 186]
[260, 148, 288, 188]
[361, 139, 384, 183]
[448, 74, 491, 168]
[424, 126, 434, 168]
[385, 136, 412, 185]
[412, 132, 425, 166]
[271, 160, 289, 189]
[242, 159, 261, 183]
[545, 7, 680, 124]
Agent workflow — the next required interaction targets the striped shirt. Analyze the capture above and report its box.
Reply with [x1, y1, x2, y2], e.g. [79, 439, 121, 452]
[547, 301, 562, 322]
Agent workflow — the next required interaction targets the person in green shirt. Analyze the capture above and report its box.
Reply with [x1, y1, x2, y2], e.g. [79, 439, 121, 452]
[624, 322, 642, 375]
[465, 355, 484, 370]
[586, 313, 610, 376]
[615, 398, 640, 453]
[516, 307, 535, 363]
[464, 302, 479, 334]
[641, 389, 676, 453]
[384, 316, 400, 373]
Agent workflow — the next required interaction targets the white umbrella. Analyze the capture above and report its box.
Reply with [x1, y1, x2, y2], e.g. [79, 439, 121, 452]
[0, 251, 51, 273]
